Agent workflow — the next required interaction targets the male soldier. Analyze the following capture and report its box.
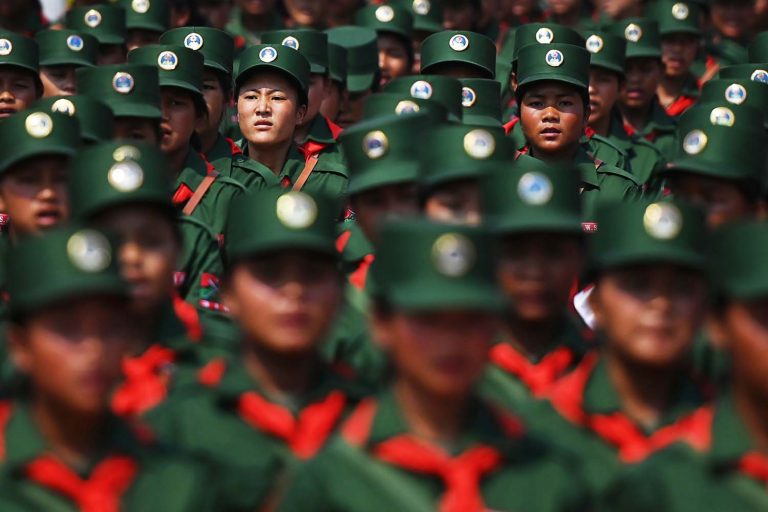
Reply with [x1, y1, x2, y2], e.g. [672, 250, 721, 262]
[120, 0, 171, 50]
[355, 4, 414, 88]
[66, 4, 128, 65]
[0, 31, 43, 120]
[35, 30, 98, 97]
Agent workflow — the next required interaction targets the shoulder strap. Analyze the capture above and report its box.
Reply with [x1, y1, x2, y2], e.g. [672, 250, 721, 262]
[292, 154, 319, 192]
[182, 171, 219, 216]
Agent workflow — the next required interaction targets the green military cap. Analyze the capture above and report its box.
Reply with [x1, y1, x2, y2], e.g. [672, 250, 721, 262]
[66, 5, 127, 46]
[459, 78, 502, 127]
[481, 157, 583, 235]
[68, 141, 173, 220]
[35, 30, 98, 68]
[384, 74, 462, 121]
[372, 218, 505, 311]
[516, 42, 590, 93]
[226, 189, 338, 263]
[583, 30, 626, 75]
[612, 18, 662, 59]
[749, 30, 768, 63]
[120, 0, 170, 33]
[699, 79, 768, 126]
[77, 63, 161, 119]
[355, 5, 414, 41]
[235, 44, 310, 103]
[325, 26, 379, 93]
[650, 1, 702, 36]
[7, 225, 126, 317]
[128, 44, 204, 98]
[589, 199, 707, 271]
[719, 62, 768, 84]
[0, 31, 39, 75]
[160, 27, 234, 76]
[362, 92, 449, 123]
[664, 103, 766, 185]
[420, 30, 496, 78]
[421, 124, 512, 187]
[0, 109, 80, 173]
[512, 23, 585, 65]
[338, 112, 432, 195]
[327, 43, 347, 84]
[710, 221, 768, 299]
[390, 0, 443, 34]
[262, 29, 328, 75]
[33, 95, 114, 144]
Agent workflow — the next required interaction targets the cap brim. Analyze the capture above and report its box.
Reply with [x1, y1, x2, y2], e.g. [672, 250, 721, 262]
[422, 60, 494, 79]
[422, 166, 485, 188]
[664, 160, 756, 183]
[204, 61, 232, 76]
[413, 21, 443, 34]
[388, 283, 506, 312]
[348, 163, 420, 195]
[94, 36, 126, 45]
[491, 212, 584, 235]
[461, 113, 502, 127]
[626, 50, 662, 59]
[517, 73, 588, 92]
[11, 276, 127, 316]
[594, 247, 706, 273]
[159, 79, 203, 97]
[590, 61, 625, 75]
[0, 146, 76, 173]
[236, 63, 308, 101]
[310, 63, 328, 74]
[40, 58, 94, 68]
[111, 102, 162, 119]
[228, 235, 337, 262]
[347, 72, 376, 93]
[77, 193, 173, 220]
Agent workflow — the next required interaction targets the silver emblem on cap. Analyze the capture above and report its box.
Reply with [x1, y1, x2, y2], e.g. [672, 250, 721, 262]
[66, 35, 84, 52]
[449, 34, 470, 52]
[67, 229, 112, 273]
[517, 172, 554, 205]
[432, 233, 476, 277]
[157, 51, 178, 71]
[281, 36, 299, 50]
[683, 129, 708, 155]
[0, 39, 12, 56]
[413, 0, 431, 15]
[108, 161, 145, 192]
[536, 28, 554, 44]
[84, 9, 102, 28]
[461, 86, 477, 108]
[375, 5, 395, 22]
[51, 98, 76, 116]
[751, 69, 768, 84]
[545, 49, 564, 67]
[259, 46, 278, 63]
[25, 113, 54, 139]
[724, 83, 747, 104]
[112, 72, 135, 94]
[463, 129, 495, 159]
[410, 80, 433, 99]
[671, 2, 689, 20]
[184, 32, 204, 50]
[276, 192, 318, 230]
[709, 107, 735, 127]
[362, 130, 389, 159]
[395, 100, 420, 115]
[585, 35, 604, 53]
[132, 0, 150, 14]
[624, 23, 643, 42]
[643, 203, 683, 240]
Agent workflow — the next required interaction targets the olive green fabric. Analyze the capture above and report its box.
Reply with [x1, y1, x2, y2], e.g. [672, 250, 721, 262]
[68, 141, 173, 219]
[516, 42, 591, 92]
[226, 189, 338, 262]
[355, 5, 413, 41]
[235, 44, 310, 103]
[612, 18, 662, 59]
[719, 62, 768, 84]
[6, 225, 126, 316]
[262, 29, 328, 75]
[372, 218, 505, 312]
[120, 0, 169, 33]
[0, 31, 39, 75]
[35, 29, 98, 68]
[384, 74, 462, 121]
[699, 79, 768, 127]
[459, 78, 502, 127]
[421, 124, 512, 187]
[420, 30, 496, 78]
[128, 44, 204, 99]
[710, 221, 768, 300]
[512, 23, 585, 65]
[327, 42, 347, 84]
[66, 5, 127, 45]
[0, 110, 80, 172]
[76, 63, 161, 119]
[160, 27, 234, 76]
[362, 92, 448, 123]
[584, 30, 626, 75]
[325, 26, 379, 93]
[390, 0, 443, 33]
[650, 1, 702, 36]
[589, 199, 707, 272]
[748, 30, 768, 63]
[33, 95, 114, 143]
[664, 103, 766, 185]
[338, 112, 431, 195]
[481, 157, 583, 234]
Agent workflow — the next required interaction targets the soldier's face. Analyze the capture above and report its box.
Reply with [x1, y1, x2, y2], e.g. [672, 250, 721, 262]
[200, 69, 228, 139]
[351, 182, 420, 244]
[224, 251, 342, 355]
[711, 0, 754, 40]
[283, 0, 323, 27]
[590, 264, 707, 369]
[424, 179, 481, 226]
[125, 29, 161, 52]
[595, 0, 641, 19]
[320, 80, 344, 121]
[666, 173, 755, 227]
[588, 67, 620, 128]
[0, 68, 39, 119]
[40, 65, 78, 97]
[304, 73, 330, 127]
[160, 87, 202, 156]
[337, 88, 370, 129]
[520, 82, 587, 158]
[377, 34, 411, 88]
[237, 71, 307, 148]
[661, 33, 700, 78]
[238, 0, 276, 16]
[113, 116, 159, 144]
[547, 0, 582, 16]
[97, 44, 127, 65]
[621, 57, 662, 110]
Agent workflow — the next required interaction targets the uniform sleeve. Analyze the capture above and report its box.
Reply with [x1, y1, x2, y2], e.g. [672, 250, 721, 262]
[275, 459, 333, 512]
[597, 463, 670, 512]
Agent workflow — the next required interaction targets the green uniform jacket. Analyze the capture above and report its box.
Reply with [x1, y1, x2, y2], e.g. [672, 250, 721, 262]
[600, 393, 768, 512]
[276, 389, 591, 512]
[605, 110, 666, 187]
[204, 133, 242, 165]
[220, 143, 301, 191]
[0, 401, 218, 512]
[290, 115, 349, 200]
[623, 100, 677, 162]
[145, 358, 370, 511]
[527, 353, 712, 495]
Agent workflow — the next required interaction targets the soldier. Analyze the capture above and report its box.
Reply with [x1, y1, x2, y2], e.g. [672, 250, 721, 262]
[66, 4, 128, 65]
[35, 30, 98, 97]
[384, 74, 464, 122]
[120, 0, 171, 51]
[0, 32, 42, 120]
[320, 42, 347, 121]
[225, 0, 284, 47]
[391, 0, 445, 74]
[355, 4, 414, 88]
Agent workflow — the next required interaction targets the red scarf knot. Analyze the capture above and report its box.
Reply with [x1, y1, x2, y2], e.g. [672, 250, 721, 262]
[226, 137, 243, 156]
[197, 358, 228, 388]
[490, 344, 574, 397]
[0, 401, 12, 461]
[112, 346, 176, 418]
[349, 254, 374, 290]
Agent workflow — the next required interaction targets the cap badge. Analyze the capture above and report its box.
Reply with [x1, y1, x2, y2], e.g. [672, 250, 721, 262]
[395, 100, 420, 115]
[643, 203, 683, 240]
[683, 129, 707, 155]
[276, 191, 318, 230]
[0, 39, 12, 56]
[463, 129, 495, 159]
[132, 0, 150, 14]
[585, 34, 604, 53]
[184, 32, 204, 50]
[709, 107, 735, 127]
[84, 9, 102, 28]
[671, 2, 689, 20]
[259, 46, 278, 63]
[375, 5, 395, 22]
[724, 83, 747, 104]
[536, 28, 554, 44]
[461, 86, 476, 107]
[67, 230, 112, 273]
[25, 113, 54, 139]
[432, 233, 476, 277]
[362, 130, 388, 159]
[517, 172, 554, 205]
[112, 72, 135, 94]
[108, 161, 144, 192]
[51, 98, 76, 116]
[410, 80, 433, 99]
[113, 145, 141, 162]
[66, 35, 84, 52]
[449, 34, 469, 52]
[413, 0, 431, 15]
[281, 36, 299, 50]
[624, 23, 643, 42]
[545, 49, 564, 67]
[157, 51, 178, 71]
[751, 69, 768, 84]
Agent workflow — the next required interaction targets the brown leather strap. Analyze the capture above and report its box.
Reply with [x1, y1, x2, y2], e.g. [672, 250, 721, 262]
[699, 62, 720, 86]
[182, 171, 219, 216]
[292, 154, 319, 191]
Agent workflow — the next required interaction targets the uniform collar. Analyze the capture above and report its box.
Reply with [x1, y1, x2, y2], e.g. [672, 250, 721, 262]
[205, 134, 237, 164]
[607, 110, 636, 152]
[495, 314, 589, 364]
[237, 140, 299, 183]
[643, 100, 677, 136]
[298, 115, 337, 146]
[574, 144, 601, 188]
[175, 150, 210, 191]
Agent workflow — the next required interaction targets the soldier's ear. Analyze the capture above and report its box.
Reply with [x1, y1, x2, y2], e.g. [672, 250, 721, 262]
[295, 103, 308, 125]
[706, 308, 732, 352]
[7, 323, 32, 375]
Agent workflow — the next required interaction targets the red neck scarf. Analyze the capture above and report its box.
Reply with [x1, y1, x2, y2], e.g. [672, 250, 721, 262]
[111, 346, 176, 419]
[546, 354, 713, 463]
[0, 401, 12, 461]
[237, 390, 346, 459]
[26, 455, 137, 512]
[490, 344, 574, 397]
[739, 452, 768, 484]
[664, 96, 697, 117]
